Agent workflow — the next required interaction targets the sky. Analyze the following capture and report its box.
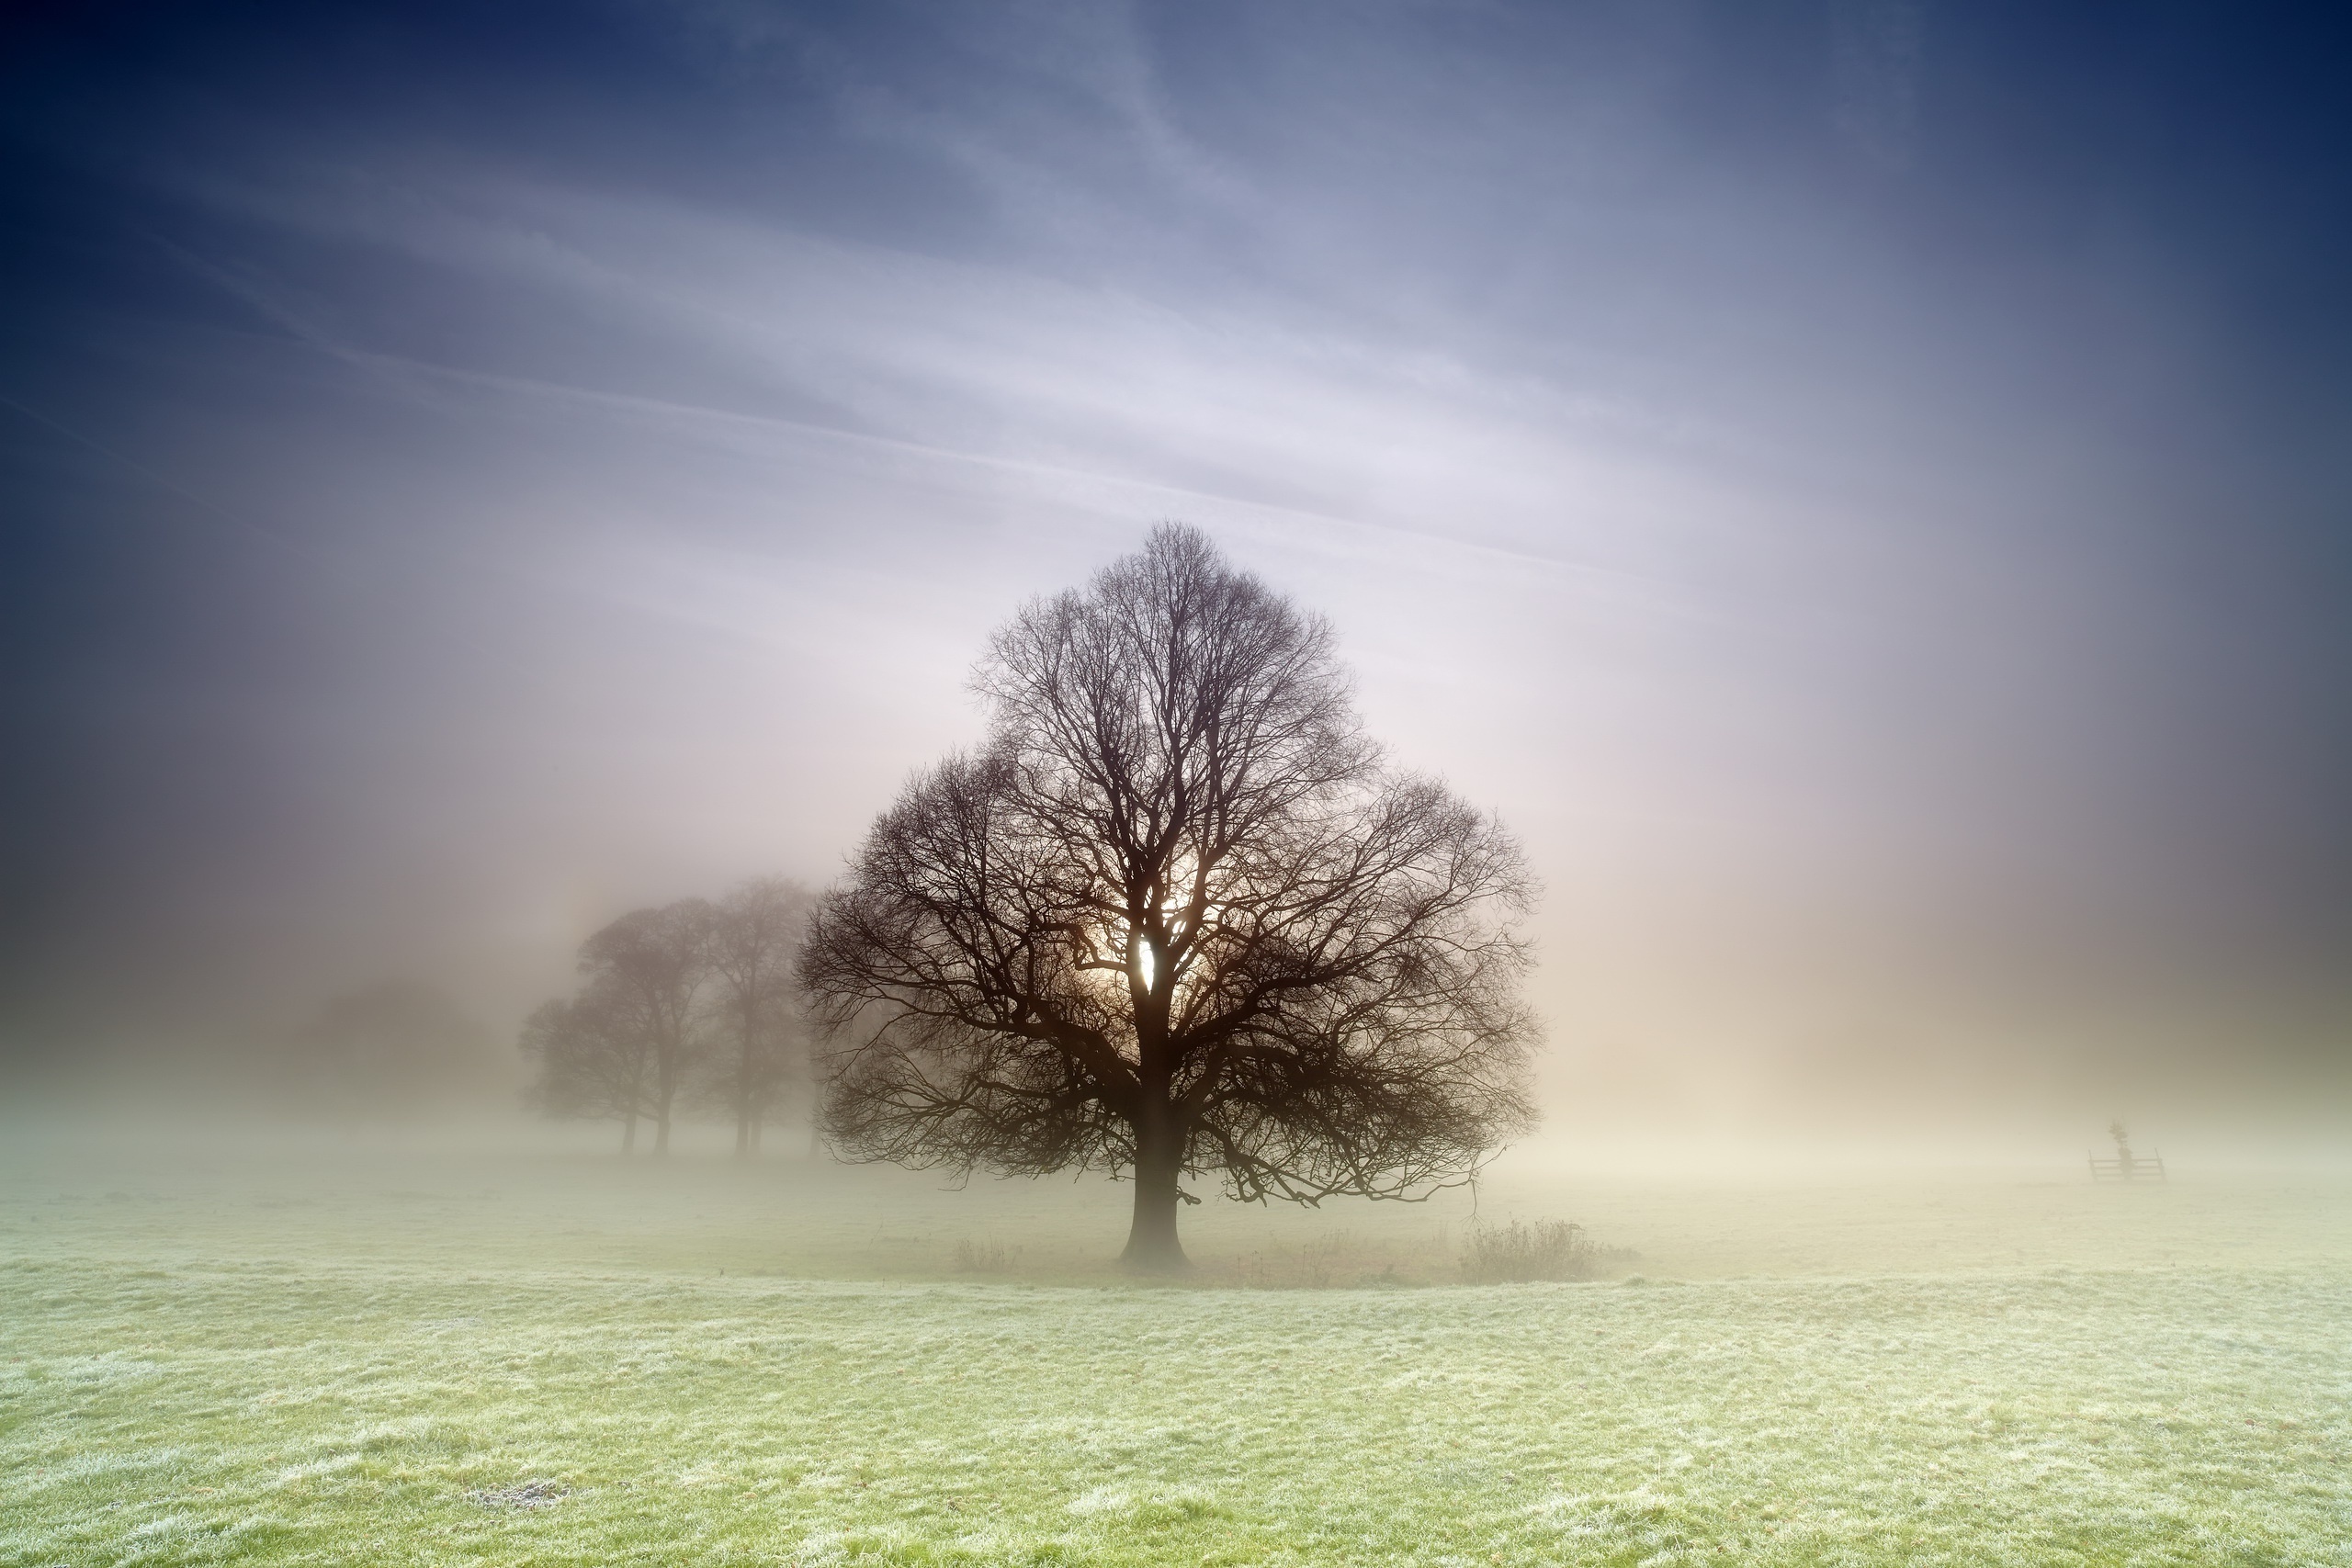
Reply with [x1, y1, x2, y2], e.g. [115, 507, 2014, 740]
[3, 0, 2347, 1142]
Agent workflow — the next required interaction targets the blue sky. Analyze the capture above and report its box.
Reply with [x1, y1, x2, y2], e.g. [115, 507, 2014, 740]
[4, 1, 2347, 1134]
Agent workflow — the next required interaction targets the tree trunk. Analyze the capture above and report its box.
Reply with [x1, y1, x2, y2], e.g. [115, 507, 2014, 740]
[734, 1027, 756, 1160]
[654, 1098, 672, 1155]
[1123, 959, 1189, 1270]
[1120, 1111, 1189, 1271]
[621, 1111, 638, 1155]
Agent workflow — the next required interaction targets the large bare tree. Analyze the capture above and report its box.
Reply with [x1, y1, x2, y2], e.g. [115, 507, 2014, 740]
[699, 877, 817, 1157]
[799, 525, 1537, 1269]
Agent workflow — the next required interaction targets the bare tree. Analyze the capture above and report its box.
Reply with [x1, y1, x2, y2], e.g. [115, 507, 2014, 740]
[799, 525, 1538, 1269]
[575, 899, 712, 1154]
[519, 983, 653, 1149]
[699, 877, 817, 1157]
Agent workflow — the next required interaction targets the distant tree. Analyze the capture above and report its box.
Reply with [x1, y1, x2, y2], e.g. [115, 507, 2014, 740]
[520, 977, 668, 1147]
[699, 877, 817, 1157]
[560, 899, 712, 1154]
[799, 525, 1538, 1270]
[280, 980, 495, 1118]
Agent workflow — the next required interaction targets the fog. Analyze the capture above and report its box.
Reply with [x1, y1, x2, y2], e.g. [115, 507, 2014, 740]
[4, 1, 2348, 1156]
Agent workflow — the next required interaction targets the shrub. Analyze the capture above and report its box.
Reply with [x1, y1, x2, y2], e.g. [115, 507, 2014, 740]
[951, 1238, 1016, 1273]
[1461, 1219, 1604, 1283]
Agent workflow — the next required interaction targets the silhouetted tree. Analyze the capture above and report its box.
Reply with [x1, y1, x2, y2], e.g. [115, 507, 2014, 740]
[699, 877, 817, 1157]
[799, 525, 1538, 1269]
[519, 984, 652, 1147]
[280, 979, 494, 1118]
[575, 899, 712, 1154]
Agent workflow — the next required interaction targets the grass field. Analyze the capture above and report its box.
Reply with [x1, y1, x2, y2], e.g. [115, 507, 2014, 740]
[5, 1134, 2349, 1566]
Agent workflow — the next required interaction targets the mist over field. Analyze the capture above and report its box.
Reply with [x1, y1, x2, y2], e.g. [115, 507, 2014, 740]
[4, 1, 2347, 1157]
[4, 7, 2351, 1562]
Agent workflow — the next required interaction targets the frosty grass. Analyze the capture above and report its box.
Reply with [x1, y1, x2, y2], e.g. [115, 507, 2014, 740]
[4, 1152, 2347, 1566]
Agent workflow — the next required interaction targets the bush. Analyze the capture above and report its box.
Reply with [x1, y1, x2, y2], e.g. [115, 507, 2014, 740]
[1461, 1219, 1606, 1283]
[952, 1238, 1017, 1273]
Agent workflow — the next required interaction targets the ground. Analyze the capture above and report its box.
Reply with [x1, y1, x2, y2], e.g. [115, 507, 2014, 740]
[4, 1132, 2348, 1566]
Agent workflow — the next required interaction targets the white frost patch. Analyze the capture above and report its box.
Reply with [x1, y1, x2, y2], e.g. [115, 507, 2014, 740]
[276, 1453, 364, 1484]
[49, 1353, 163, 1385]
[1066, 1485, 1222, 1524]
[40, 1446, 187, 1483]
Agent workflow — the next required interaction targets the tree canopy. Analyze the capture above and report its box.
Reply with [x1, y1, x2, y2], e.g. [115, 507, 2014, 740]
[521, 883, 814, 1155]
[799, 525, 1537, 1269]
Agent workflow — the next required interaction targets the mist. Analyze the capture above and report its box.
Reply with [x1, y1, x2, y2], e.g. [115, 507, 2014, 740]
[10, 16, 2352, 1563]
[5, 0, 2349, 1156]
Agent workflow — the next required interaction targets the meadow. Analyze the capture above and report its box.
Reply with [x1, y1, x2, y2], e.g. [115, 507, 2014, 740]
[5, 1133, 2349, 1566]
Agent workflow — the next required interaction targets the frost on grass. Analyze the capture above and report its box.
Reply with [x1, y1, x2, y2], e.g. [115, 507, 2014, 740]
[1067, 1484, 1225, 1525]
[6, 1170, 2351, 1566]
